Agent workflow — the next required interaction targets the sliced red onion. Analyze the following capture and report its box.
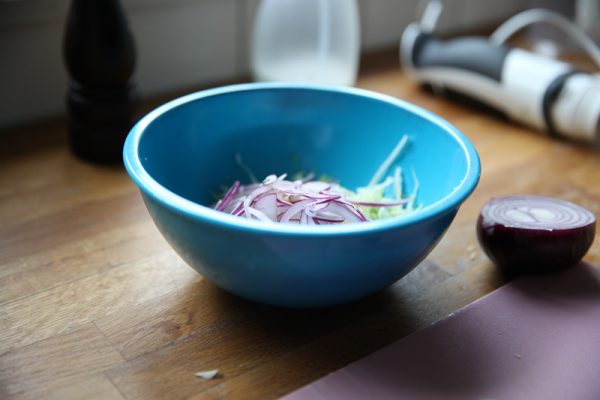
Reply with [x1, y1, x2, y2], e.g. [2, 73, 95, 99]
[313, 202, 331, 212]
[253, 193, 277, 221]
[215, 174, 413, 225]
[313, 214, 345, 223]
[320, 202, 365, 223]
[280, 199, 316, 223]
[243, 185, 274, 220]
[277, 196, 293, 206]
[301, 181, 331, 193]
[343, 202, 368, 222]
[350, 199, 409, 207]
[262, 174, 278, 185]
[229, 201, 244, 216]
[214, 134, 416, 225]
[273, 180, 297, 191]
[300, 211, 309, 225]
[300, 193, 342, 202]
[215, 181, 240, 212]
[478, 195, 596, 274]
[245, 206, 273, 223]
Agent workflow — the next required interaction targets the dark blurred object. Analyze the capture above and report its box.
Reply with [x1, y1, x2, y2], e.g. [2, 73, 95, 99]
[63, 0, 138, 164]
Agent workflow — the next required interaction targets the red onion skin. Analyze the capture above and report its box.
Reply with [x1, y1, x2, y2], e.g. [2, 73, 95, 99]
[477, 214, 596, 275]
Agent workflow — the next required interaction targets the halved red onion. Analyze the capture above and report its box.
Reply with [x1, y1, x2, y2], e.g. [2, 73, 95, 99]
[477, 195, 596, 274]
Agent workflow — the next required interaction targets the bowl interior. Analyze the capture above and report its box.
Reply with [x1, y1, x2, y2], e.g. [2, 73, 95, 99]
[134, 85, 475, 216]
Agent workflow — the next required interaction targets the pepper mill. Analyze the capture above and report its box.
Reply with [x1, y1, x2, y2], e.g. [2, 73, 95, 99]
[63, 0, 138, 163]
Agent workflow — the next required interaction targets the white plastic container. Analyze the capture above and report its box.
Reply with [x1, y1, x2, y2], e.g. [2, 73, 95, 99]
[251, 0, 360, 86]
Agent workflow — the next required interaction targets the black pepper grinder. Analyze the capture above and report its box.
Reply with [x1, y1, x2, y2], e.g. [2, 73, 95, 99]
[63, 0, 138, 163]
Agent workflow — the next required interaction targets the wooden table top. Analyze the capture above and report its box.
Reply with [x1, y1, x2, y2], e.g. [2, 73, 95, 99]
[2, 57, 600, 400]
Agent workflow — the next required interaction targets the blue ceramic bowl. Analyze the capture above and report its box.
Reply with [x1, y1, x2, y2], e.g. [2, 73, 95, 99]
[124, 83, 480, 307]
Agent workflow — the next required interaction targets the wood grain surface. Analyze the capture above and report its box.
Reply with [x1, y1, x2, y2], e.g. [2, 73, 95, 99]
[2, 51, 600, 399]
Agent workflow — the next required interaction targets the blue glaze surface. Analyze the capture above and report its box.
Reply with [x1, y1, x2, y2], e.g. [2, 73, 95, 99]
[124, 83, 480, 307]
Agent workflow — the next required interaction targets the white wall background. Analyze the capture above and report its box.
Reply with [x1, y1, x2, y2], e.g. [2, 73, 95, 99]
[0, 0, 525, 129]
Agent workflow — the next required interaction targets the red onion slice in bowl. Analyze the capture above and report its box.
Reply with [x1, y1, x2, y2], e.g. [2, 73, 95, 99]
[253, 193, 278, 221]
[477, 195, 596, 274]
[215, 181, 240, 212]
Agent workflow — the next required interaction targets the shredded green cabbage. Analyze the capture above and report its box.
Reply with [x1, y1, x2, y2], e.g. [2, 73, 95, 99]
[339, 134, 419, 220]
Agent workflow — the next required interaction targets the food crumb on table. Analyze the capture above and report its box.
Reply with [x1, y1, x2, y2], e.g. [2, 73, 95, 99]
[195, 369, 219, 379]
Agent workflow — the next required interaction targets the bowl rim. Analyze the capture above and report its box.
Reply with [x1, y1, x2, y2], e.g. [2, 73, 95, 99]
[123, 82, 480, 236]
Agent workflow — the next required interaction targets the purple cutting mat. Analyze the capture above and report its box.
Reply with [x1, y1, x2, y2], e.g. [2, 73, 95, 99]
[281, 263, 600, 400]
